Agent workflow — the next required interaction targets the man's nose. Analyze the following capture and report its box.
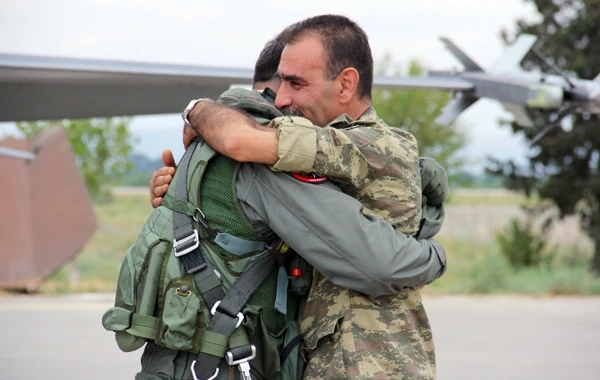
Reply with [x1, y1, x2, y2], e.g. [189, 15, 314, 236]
[275, 85, 292, 109]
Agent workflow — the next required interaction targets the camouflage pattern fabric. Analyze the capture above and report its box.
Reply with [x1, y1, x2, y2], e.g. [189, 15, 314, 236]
[272, 107, 422, 232]
[272, 108, 435, 379]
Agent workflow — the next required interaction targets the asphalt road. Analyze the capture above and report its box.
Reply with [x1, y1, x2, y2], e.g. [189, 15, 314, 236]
[1, 294, 599, 380]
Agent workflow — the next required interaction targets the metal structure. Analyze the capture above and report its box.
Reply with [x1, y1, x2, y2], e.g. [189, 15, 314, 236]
[0, 127, 96, 291]
[1, 35, 598, 128]
[380, 34, 600, 129]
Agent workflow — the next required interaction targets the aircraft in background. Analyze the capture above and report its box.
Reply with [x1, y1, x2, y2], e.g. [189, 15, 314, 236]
[378, 34, 600, 131]
[1, 33, 599, 131]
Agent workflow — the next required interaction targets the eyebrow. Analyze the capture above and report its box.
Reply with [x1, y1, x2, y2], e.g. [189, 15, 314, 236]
[276, 72, 305, 83]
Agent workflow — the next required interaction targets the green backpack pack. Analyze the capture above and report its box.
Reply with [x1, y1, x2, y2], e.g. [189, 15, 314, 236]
[102, 138, 311, 380]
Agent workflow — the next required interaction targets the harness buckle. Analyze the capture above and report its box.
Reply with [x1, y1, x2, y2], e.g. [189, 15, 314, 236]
[210, 300, 244, 328]
[173, 229, 199, 257]
[190, 361, 218, 380]
[193, 208, 211, 229]
[226, 345, 256, 380]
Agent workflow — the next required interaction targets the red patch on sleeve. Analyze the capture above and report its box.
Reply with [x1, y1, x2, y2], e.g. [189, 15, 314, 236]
[291, 172, 328, 183]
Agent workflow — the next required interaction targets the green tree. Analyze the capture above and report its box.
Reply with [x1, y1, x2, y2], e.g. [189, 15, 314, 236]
[373, 54, 469, 180]
[488, 0, 600, 271]
[16, 118, 137, 197]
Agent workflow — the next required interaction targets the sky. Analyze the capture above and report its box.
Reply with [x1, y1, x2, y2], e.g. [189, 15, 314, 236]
[0, 0, 543, 172]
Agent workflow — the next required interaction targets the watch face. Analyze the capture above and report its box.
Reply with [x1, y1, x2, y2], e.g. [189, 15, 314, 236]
[182, 99, 197, 124]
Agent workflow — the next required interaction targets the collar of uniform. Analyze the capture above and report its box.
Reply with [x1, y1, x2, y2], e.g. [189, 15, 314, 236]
[325, 106, 378, 129]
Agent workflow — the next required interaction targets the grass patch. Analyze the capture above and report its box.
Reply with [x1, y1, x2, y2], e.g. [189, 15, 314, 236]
[424, 237, 600, 296]
[446, 192, 533, 206]
[40, 193, 153, 294]
[38, 192, 600, 296]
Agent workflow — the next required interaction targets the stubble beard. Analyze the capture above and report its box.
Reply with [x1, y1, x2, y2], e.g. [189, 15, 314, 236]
[280, 106, 303, 117]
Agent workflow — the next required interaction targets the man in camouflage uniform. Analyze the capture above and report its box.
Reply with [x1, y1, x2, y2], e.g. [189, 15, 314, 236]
[159, 15, 445, 379]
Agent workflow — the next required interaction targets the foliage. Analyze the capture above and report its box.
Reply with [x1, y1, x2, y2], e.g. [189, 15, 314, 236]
[488, 0, 600, 272]
[425, 237, 600, 296]
[496, 218, 556, 270]
[496, 199, 557, 269]
[373, 54, 469, 182]
[16, 118, 138, 197]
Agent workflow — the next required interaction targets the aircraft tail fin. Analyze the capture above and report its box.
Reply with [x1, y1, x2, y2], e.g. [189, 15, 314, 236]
[488, 34, 538, 73]
[502, 103, 534, 127]
[435, 94, 479, 125]
[440, 37, 484, 72]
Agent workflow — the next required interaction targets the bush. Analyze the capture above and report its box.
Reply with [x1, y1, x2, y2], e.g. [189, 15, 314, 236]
[496, 217, 556, 269]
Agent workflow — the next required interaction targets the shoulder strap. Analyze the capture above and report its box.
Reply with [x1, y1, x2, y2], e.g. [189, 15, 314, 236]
[172, 140, 225, 312]
[171, 140, 279, 380]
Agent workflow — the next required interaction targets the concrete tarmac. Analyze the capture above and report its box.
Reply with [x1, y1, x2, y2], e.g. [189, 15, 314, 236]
[0, 294, 599, 380]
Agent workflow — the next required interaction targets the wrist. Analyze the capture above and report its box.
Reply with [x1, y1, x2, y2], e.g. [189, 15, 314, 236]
[182, 98, 213, 129]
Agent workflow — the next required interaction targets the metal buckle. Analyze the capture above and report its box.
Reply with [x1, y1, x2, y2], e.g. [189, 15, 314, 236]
[190, 360, 218, 380]
[173, 229, 199, 257]
[226, 345, 256, 380]
[193, 208, 210, 229]
[210, 300, 244, 328]
[225, 345, 257, 366]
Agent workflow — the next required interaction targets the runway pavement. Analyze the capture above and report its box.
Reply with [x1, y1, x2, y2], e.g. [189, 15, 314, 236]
[1, 294, 599, 380]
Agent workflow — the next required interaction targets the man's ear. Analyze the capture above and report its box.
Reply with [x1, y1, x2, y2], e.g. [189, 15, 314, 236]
[337, 67, 360, 104]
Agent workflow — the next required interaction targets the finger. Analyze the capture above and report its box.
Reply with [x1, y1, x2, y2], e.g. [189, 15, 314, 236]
[162, 149, 177, 169]
[183, 129, 196, 149]
[151, 196, 163, 208]
[153, 183, 169, 198]
[152, 167, 175, 184]
[153, 174, 173, 188]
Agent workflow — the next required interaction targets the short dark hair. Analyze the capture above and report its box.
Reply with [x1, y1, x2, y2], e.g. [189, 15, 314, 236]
[253, 36, 285, 84]
[280, 14, 373, 100]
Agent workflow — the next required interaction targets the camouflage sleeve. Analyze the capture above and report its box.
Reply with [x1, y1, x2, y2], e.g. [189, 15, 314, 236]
[272, 116, 422, 234]
[269, 116, 317, 173]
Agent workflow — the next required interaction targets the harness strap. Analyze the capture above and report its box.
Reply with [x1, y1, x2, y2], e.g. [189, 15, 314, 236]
[214, 233, 266, 256]
[172, 140, 225, 313]
[170, 140, 279, 380]
[193, 250, 278, 380]
[127, 313, 159, 340]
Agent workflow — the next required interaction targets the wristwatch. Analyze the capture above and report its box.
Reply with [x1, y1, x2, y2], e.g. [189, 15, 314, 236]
[182, 98, 212, 127]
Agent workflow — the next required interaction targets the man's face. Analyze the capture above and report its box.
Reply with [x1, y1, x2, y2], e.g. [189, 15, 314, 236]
[274, 35, 342, 126]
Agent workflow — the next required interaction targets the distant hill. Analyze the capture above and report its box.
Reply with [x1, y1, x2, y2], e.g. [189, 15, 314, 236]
[118, 153, 164, 187]
[131, 153, 163, 172]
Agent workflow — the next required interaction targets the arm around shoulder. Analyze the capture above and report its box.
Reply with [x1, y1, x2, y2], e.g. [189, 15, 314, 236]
[188, 100, 279, 164]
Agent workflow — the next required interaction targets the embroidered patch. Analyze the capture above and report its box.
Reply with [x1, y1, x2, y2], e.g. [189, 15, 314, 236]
[291, 172, 328, 183]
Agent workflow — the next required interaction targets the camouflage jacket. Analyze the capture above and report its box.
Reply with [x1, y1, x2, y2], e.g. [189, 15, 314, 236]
[272, 110, 435, 379]
[270, 108, 422, 233]
[218, 88, 436, 379]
